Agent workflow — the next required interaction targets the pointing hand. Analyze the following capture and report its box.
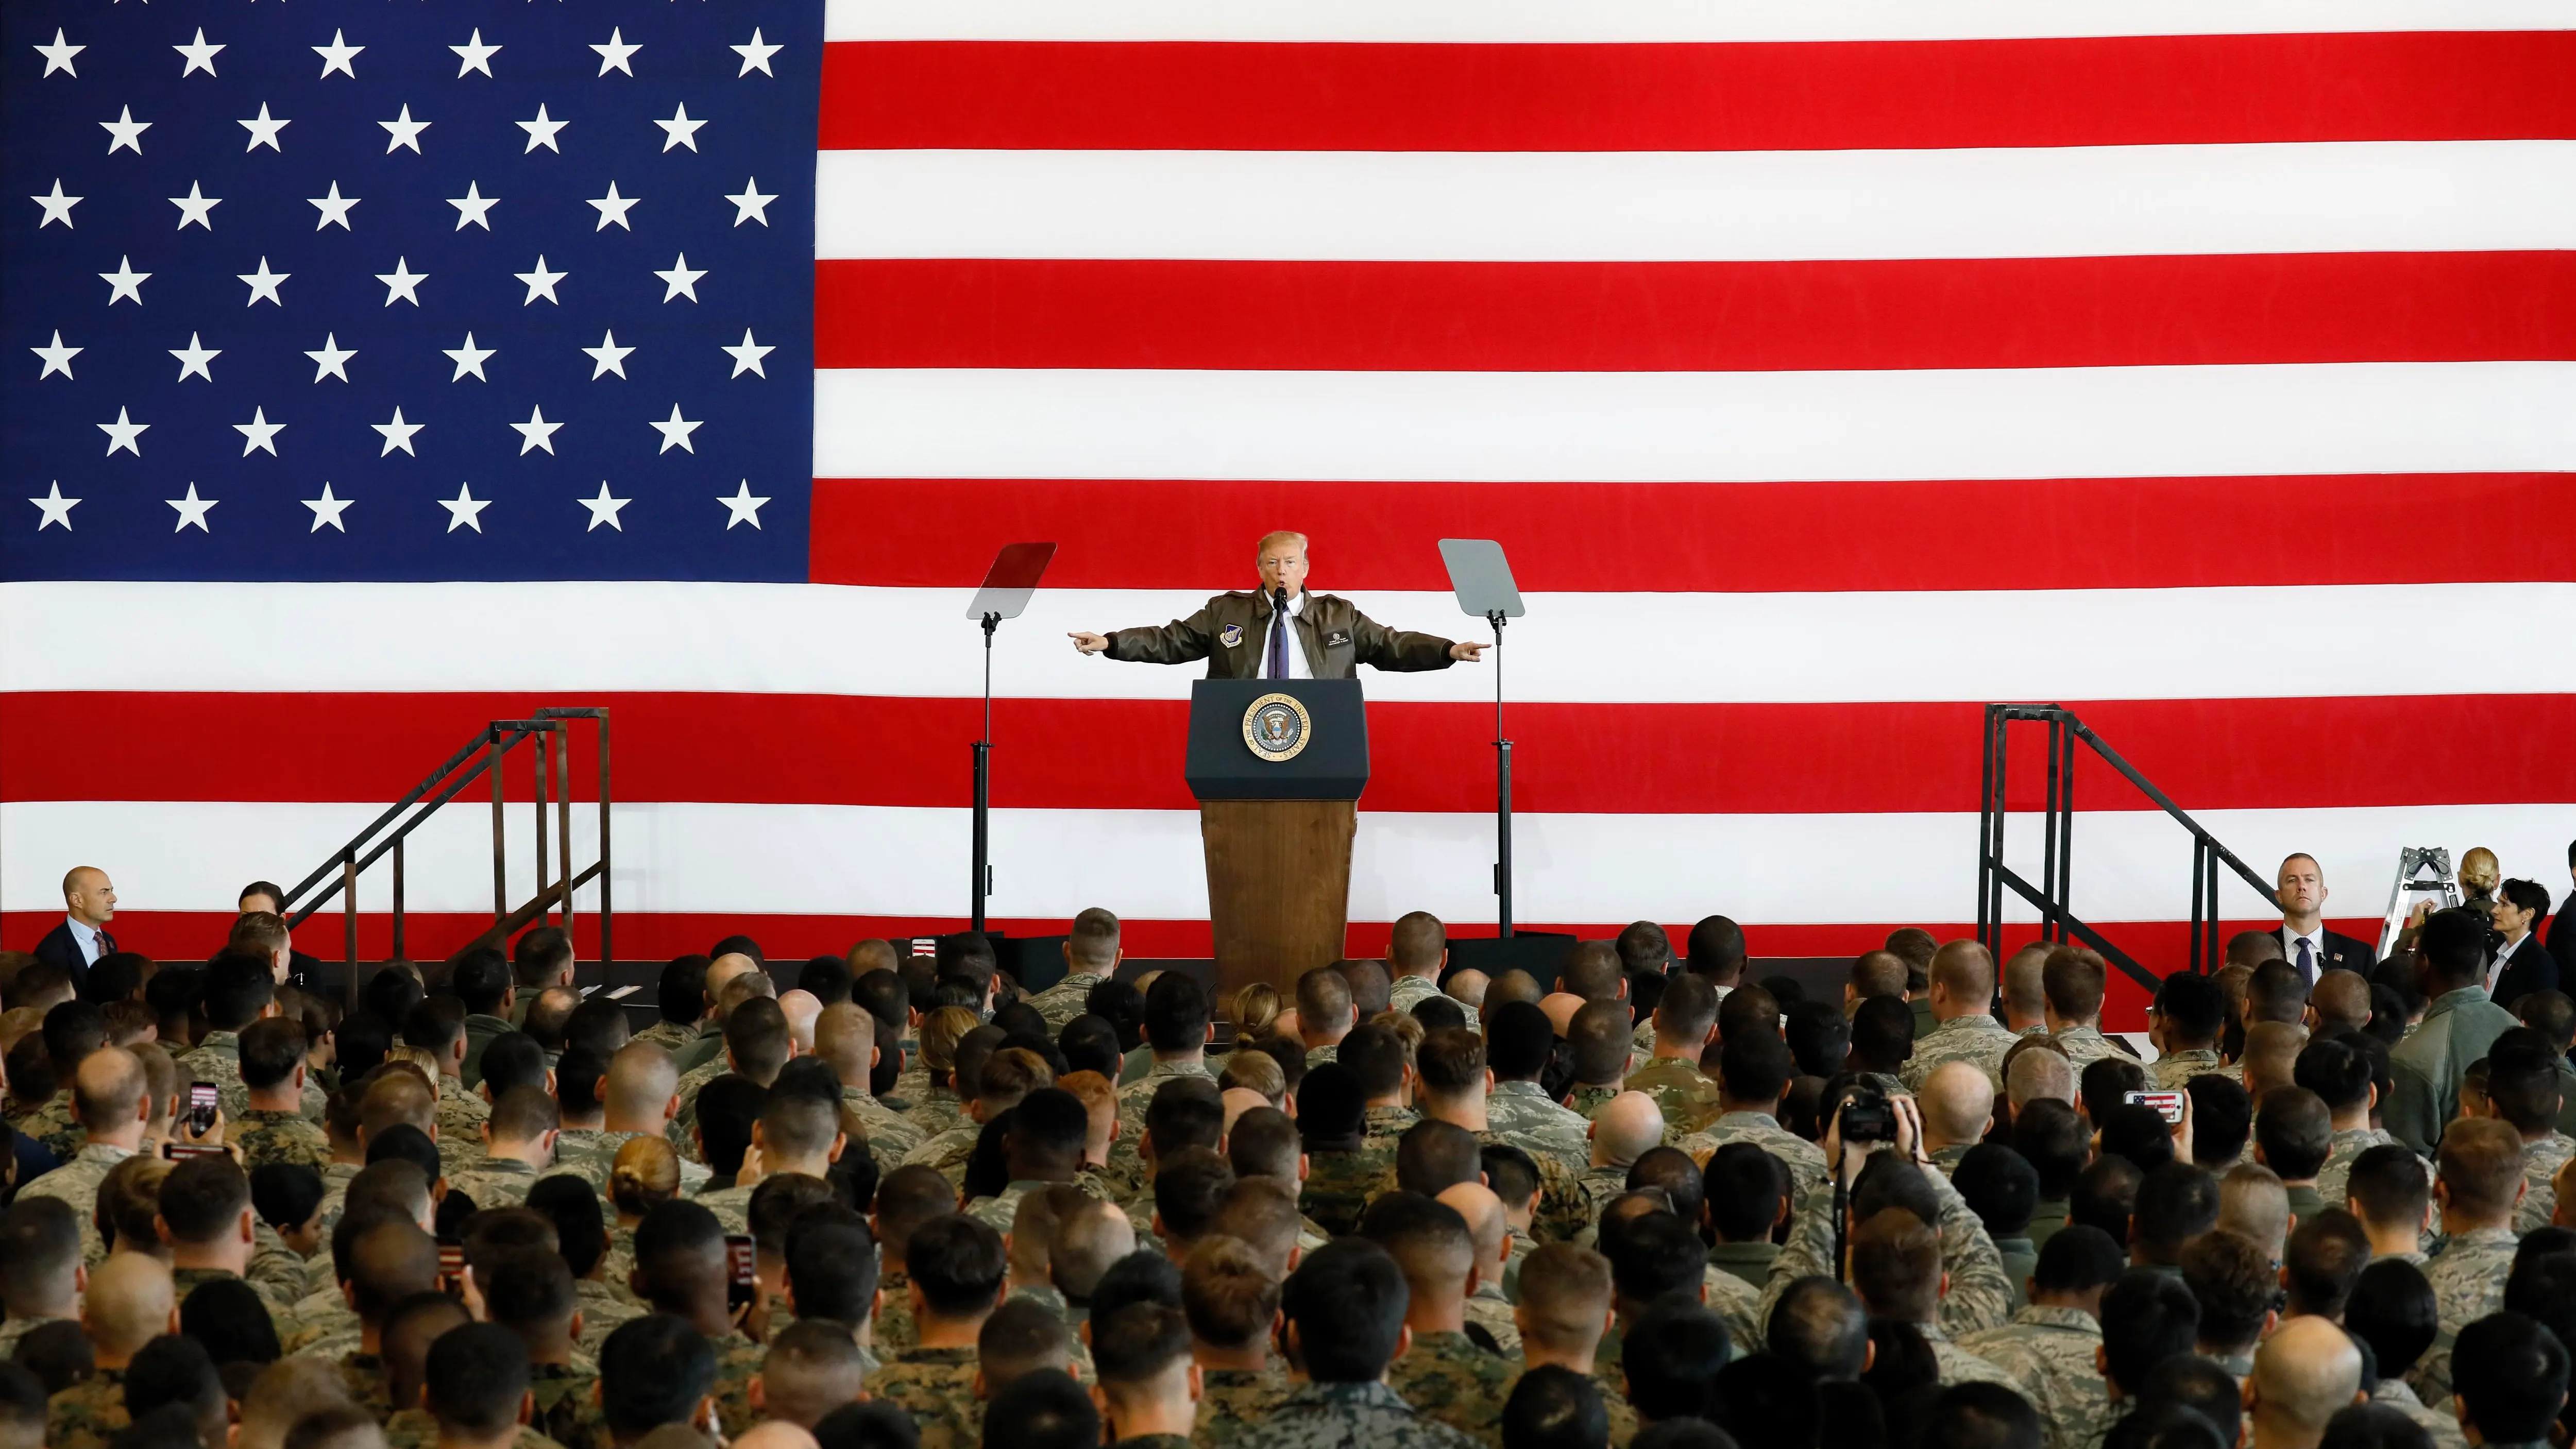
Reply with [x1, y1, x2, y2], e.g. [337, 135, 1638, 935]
[1068, 632, 1108, 654]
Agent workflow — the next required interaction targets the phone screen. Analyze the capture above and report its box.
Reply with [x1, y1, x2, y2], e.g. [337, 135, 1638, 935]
[724, 1234, 757, 1309]
[187, 1083, 219, 1135]
[437, 1243, 467, 1298]
[2125, 1089, 2187, 1124]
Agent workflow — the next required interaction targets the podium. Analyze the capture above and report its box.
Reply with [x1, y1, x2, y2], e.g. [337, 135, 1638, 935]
[1184, 680, 1368, 997]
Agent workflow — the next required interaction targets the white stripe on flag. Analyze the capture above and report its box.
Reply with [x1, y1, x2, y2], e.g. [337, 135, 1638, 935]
[815, 144, 2576, 262]
[11, 580, 2576, 704]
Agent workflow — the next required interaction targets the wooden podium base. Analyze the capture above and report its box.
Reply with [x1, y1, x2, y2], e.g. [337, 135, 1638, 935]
[1201, 799, 1355, 999]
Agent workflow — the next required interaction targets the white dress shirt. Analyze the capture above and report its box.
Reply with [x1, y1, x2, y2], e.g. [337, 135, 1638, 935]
[1256, 591, 1314, 680]
[65, 914, 106, 966]
[2487, 934, 2533, 995]
[2281, 926, 2327, 982]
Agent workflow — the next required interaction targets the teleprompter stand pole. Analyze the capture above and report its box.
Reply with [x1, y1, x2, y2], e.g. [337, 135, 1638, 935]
[964, 542, 1059, 934]
[1489, 609, 1513, 935]
[1439, 540, 1528, 939]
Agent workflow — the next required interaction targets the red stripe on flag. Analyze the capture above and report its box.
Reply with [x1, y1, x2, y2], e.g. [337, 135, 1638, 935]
[10, 693, 2570, 815]
[808, 474, 2576, 592]
[816, 254, 2576, 373]
[818, 34, 2576, 152]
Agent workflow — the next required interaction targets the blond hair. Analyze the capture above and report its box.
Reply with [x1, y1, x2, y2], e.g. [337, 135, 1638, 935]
[1228, 983, 1280, 1041]
[609, 1134, 682, 1218]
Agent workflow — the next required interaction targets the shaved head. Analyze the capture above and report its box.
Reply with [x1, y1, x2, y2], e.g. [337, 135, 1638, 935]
[1592, 1092, 1665, 1170]
[1540, 994, 1587, 1038]
[706, 954, 759, 1009]
[2007, 1046, 2075, 1110]
[73, 1046, 147, 1132]
[1919, 1061, 1996, 1148]
[606, 1041, 681, 1120]
[1437, 1183, 1509, 1274]
[1448, 971, 1489, 1009]
[811, 1004, 875, 1085]
[2241, 1022, 2310, 1102]
[778, 991, 822, 1051]
[2249, 1315, 2362, 1436]
[86, 1253, 176, 1357]
[2309, 971, 2370, 1033]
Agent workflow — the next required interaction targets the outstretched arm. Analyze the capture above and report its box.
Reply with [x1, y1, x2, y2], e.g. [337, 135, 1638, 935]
[1071, 606, 1218, 664]
[1350, 609, 1482, 671]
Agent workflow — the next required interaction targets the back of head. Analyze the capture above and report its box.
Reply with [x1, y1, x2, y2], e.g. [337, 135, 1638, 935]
[1182, 1235, 1282, 1351]
[179, 1274, 282, 1368]
[2154, 971, 2226, 1047]
[2485, 1028, 2567, 1134]
[1920, 1382, 2042, 1449]
[1396, 1118, 1483, 1196]
[978, 1295, 1073, 1387]
[2071, 1155, 2143, 1246]
[2284, 1210, 2373, 1319]
[1360, 1191, 1473, 1308]
[1622, 1299, 1732, 1422]
[1951, 1143, 2038, 1238]
[759, 1319, 866, 1430]
[1568, 1001, 1633, 1085]
[1849, 950, 1908, 1003]
[633, 1200, 726, 1312]
[2251, 1317, 2365, 1437]
[2101, 1269, 2201, 1395]
[1848, 1208, 1941, 1323]
[786, 1219, 880, 1327]
[2136, 1357, 2242, 1449]
[724, 998, 792, 1082]
[2345, 1257, 2438, 1380]
[1503, 1365, 1609, 1449]
[600, 1315, 717, 1438]
[124, 1334, 224, 1437]
[1294, 967, 1353, 1032]
[2437, 1117, 2525, 1217]
[2080, 1057, 2148, 1128]
[2131, 1163, 2218, 1264]
[2246, 962, 2308, 1026]
[907, 1215, 1007, 1318]
[2182, 1230, 2275, 1354]
[1561, 943, 1623, 1003]
[0, 1196, 81, 1309]
[1143, 973, 1210, 1055]
[2013, 1098, 2090, 1199]
[2004, 1041, 2074, 1112]
[282, 1405, 391, 1449]
[2182, 1074, 2253, 1170]
[1847, 995, 1913, 1072]
[2453, 1311, 2571, 1446]
[2033, 1225, 2126, 1301]
[1282, 1239, 1410, 1382]
[2256, 1087, 2333, 1181]
[428, 1323, 529, 1439]
[2041, 948, 2107, 1024]
[981, 1369, 1098, 1449]
[89, 1253, 179, 1358]
[1767, 1276, 1869, 1381]
[239, 1358, 359, 1449]
[1151, 1146, 1235, 1243]
[1604, 1208, 1709, 1309]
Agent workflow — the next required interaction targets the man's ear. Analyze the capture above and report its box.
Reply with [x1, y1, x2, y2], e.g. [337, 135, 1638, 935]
[750, 1376, 768, 1412]
[516, 1389, 535, 1428]
[237, 1207, 254, 1244]
[1297, 1152, 1309, 1183]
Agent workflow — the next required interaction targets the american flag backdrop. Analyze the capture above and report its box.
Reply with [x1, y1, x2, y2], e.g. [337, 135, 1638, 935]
[6, 1, 2575, 1014]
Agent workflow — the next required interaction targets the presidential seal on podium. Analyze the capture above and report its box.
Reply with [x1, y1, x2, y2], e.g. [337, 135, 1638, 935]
[1242, 692, 1313, 762]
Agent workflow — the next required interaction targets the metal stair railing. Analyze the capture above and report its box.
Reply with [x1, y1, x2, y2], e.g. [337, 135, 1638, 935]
[1975, 703, 2273, 991]
[279, 707, 611, 1004]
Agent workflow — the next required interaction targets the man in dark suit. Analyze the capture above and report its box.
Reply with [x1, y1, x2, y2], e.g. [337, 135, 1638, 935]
[2273, 852, 2376, 988]
[2549, 839, 2576, 979]
[2487, 878, 2559, 1013]
[233, 881, 324, 987]
[1067, 531, 1484, 678]
[30, 865, 117, 998]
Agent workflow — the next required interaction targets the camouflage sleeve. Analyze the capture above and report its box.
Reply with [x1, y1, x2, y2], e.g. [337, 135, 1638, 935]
[249, 1221, 313, 1306]
[1104, 602, 1221, 666]
[1929, 1168, 2011, 1336]
[1757, 1181, 1841, 1334]
[1530, 1154, 1596, 1245]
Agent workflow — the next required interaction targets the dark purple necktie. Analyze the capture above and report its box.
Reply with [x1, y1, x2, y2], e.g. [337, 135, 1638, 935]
[2296, 937, 2314, 984]
[1267, 604, 1288, 678]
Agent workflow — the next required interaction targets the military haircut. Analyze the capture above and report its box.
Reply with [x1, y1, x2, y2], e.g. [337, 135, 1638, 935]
[2070, 1155, 2143, 1246]
[1559, 942, 1622, 1002]
[1767, 1275, 1868, 1380]
[1386, 911, 1446, 975]
[1603, 1208, 1704, 1306]
[2099, 1269, 2201, 1395]
[600, 1314, 718, 1436]
[1204, 1178, 1299, 1278]
[1282, 1239, 1410, 1383]
[1141, 971, 1211, 1054]
[1146, 1146, 1232, 1243]
[2147, 969, 2226, 1046]
[633, 1200, 727, 1312]
[2244, 961, 2308, 1026]
[716, 997, 789, 1082]
[1952, 1143, 2039, 1238]
[2437, 1117, 2526, 1216]
[72, 1045, 147, 1131]
[1847, 995, 1913, 1072]
[2179, 1229, 2273, 1352]
[2253, 1087, 2332, 1181]
[2344, 1258, 2438, 1379]
[1484, 1001, 1555, 1081]
[157, 1152, 252, 1243]
[2040, 947, 2108, 1023]
[2134, 1356, 2240, 1449]
[0, 1196, 80, 1301]
[1143, 1076, 1223, 1158]
[1849, 1150, 1939, 1230]
[1848, 1208, 1942, 1322]
[2283, 1209, 2372, 1319]
[461, 1206, 560, 1273]
[1294, 966, 1354, 1030]
[1359, 1190, 1473, 1296]
[1396, 1117, 1483, 1196]
[1567, 1000, 1634, 1084]
[977, 1295, 1072, 1387]
[125, 1330, 226, 1424]
[2518, 988, 2576, 1050]
[692, 1073, 768, 1176]
[401, 995, 467, 1056]
[2181, 1073, 2253, 1169]
[907, 1215, 1007, 1317]
[1181, 1235, 1281, 1350]
[1225, 1105, 1300, 1182]
[11, 1320, 91, 1397]
[2032, 1223, 2126, 1296]
[1622, 1299, 1732, 1422]
[1338, 1022, 1406, 1099]
[0, 1362, 40, 1449]
[447, 949, 510, 1017]
[420, 1321, 528, 1437]
[482, 1083, 557, 1144]
[234, 1016, 307, 1091]
[201, 953, 277, 1033]
[656, 955, 713, 1026]
[348, 1219, 441, 1321]
[2099, 1103, 2177, 1175]
[2131, 1162, 2219, 1263]
[1480, 1141, 1540, 1212]
[1714, 1029, 1792, 1109]
[1849, 950, 1909, 1002]
[978, 1046, 1055, 1114]
[2454, 1311, 2570, 1444]
[477, 1033, 547, 1098]
[1288, 1063, 1361, 1143]
[1654, 973, 1720, 1043]
[364, 1122, 443, 1183]
[1406, 1028, 1480, 1100]
[2011, 1098, 2091, 1201]
[41, 1002, 111, 1078]
[1779, 999, 1849, 1081]
[2292, 1036, 2374, 1113]
[874, 1165, 958, 1262]
[1703, 1143, 1785, 1242]
[981, 1368, 1098, 1449]
[785, 1218, 882, 1327]
[2485, 1028, 2567, 1133]
[1502, 1363, 1607, 1449]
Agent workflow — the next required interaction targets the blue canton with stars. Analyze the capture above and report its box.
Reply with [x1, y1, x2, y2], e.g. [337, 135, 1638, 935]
[2, 1, 820, 582]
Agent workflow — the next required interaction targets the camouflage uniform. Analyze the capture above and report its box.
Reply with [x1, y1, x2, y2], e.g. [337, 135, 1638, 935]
[15, 1141, 135, 1264]
[1929, 1144, 1972, 1179]
[709, 1333, 766, 1440]
[1234, 1379, 1479, 1449]
[556, 1129, 712, 1195]
[1704, 1264, 1765, 1355]
[1760, 1155, 2011, 1339]
[1902, 1015, 2021, 1093]
[1305, 1045, 1339, 1069]
[1390, 974, 1470, 1029]
[965, 1178, 1096, 1238]
[1694, 1110, 1828, 1211]
[1571, 1165, 1631, 1231]
[692, 1181, 754, 1235]
[341, 1352, 397, 1420]
[449, 1155, 544, 1212]
[1302, 1145, 1396, 1237]
[175, 1031, 296, 1124]
[1566, 1084, 1622, 1120]
[1959, 1304, 2111, 1449]
[1920, 1323, 2018, 1388]
[1385, 1329, 1516, 1448]
[1622, 1058, 1723, 1137]
[631, 1018, 700, 1055]
[17, 1092, 83, 1161]
[1196, 1361, 1294, 1449]
[2408, 1224, 2518, 1408]
[1365, 1104, 1423, 1146]
[666, 1057, 731, 1162]
[2316, 1126, 2413, 1209]
[435, 1075, 492, 1177]
[2370, 1379, 2471, 1449]
[2514, 1132, 2576, 1234]
[907, 1083, 970, 1139]
[174, 1256, 307, 1321]
[236, 1108, 333, 1171]
[902, 1124, 980, 1188]
[46, 1367, 128, 1449]
[1464, 1280, 1522, 1357]
[846, 1086, 929, 1163]
[1114, 1059, 1218, 1165]
[1706, 1241, 1778, 1292]
[574, 1278, 642, 1368]
[875, 1270, 918, 1353]
[1484, 1081, 1589, 1174]
[2146, 1048, 2235, 1091]
[869, 1344, 982, 1449]
[1024, 971, 1108, 1032]
[384, 1410, 565, 1449]
[2047, 1026, 2125, 1073]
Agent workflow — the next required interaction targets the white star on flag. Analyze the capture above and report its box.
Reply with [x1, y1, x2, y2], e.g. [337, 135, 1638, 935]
[449, 182, 499, 231]
[732, 29, 782, 77]
[518, 105, 567, 154]
[445, 334, 497, 382]
[376, 258, 427, 306]
[310, 182, 360, 231]
[103, 256, 152, 305]
[31, 180, 80, 229]
[584, 330, 635, 380]
[588, 183, 639, 231]
[306, 334, 357, 383]
[516, 257, 567, 305]
[32, 331, 80, 380]
[36, 30, 84, 79]
[381, 105, 430, 155]
[722, 329, 774, 378]
[591, 28, 640, 76]
[101, 108, 150, 155]
[303, 484, 354, 533]
[718, 481, 769, 530]
[170, 332, 221, 383]
[314, 30, 364, 79]
[373, 407, 422, 456]
[452, 30, 501, 78]
[170, 182, 221, 231]
[581, 482, 631, 532]
[99, 407, 148, 456]
[656, 104, 707, 152]
[175, 29, 224, 78]
[238, 258, 287, 306]
[234, 406, 285, 457]
[725, 178, 776, 227]
[31, 483, 79, 531]
[512, 405, 564, 455]
[167, 483, 217, 533]
[240, 104, 291, 152]
[440, 484, 490, 533]
[656, 254, 707, 303]
[650, 405, 703, 454]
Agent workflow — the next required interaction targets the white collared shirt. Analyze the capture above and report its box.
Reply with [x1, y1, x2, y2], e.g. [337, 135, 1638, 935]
[2487, 933, 2531, 995]
[2282, 926, 2327, 981]
[1256, 591, 1314, 679]
[65, 914, 106, 966]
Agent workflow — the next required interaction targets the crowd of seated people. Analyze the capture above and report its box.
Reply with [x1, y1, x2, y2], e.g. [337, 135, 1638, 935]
[4, 857, 2576, 1449]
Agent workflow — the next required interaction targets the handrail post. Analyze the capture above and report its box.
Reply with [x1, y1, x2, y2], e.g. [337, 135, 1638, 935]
[2041, 712, 2063, 944]
[597, 711, 613, 968]
[2057, 710, 2076, 930]
[342, 851, 358, 977]
[490, 728, 508, 926]
[393, 838, 407, 964]
[533, 727, 551, 927]
[1975, 705, 1996, 956]
[555, 727, 574, 953]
